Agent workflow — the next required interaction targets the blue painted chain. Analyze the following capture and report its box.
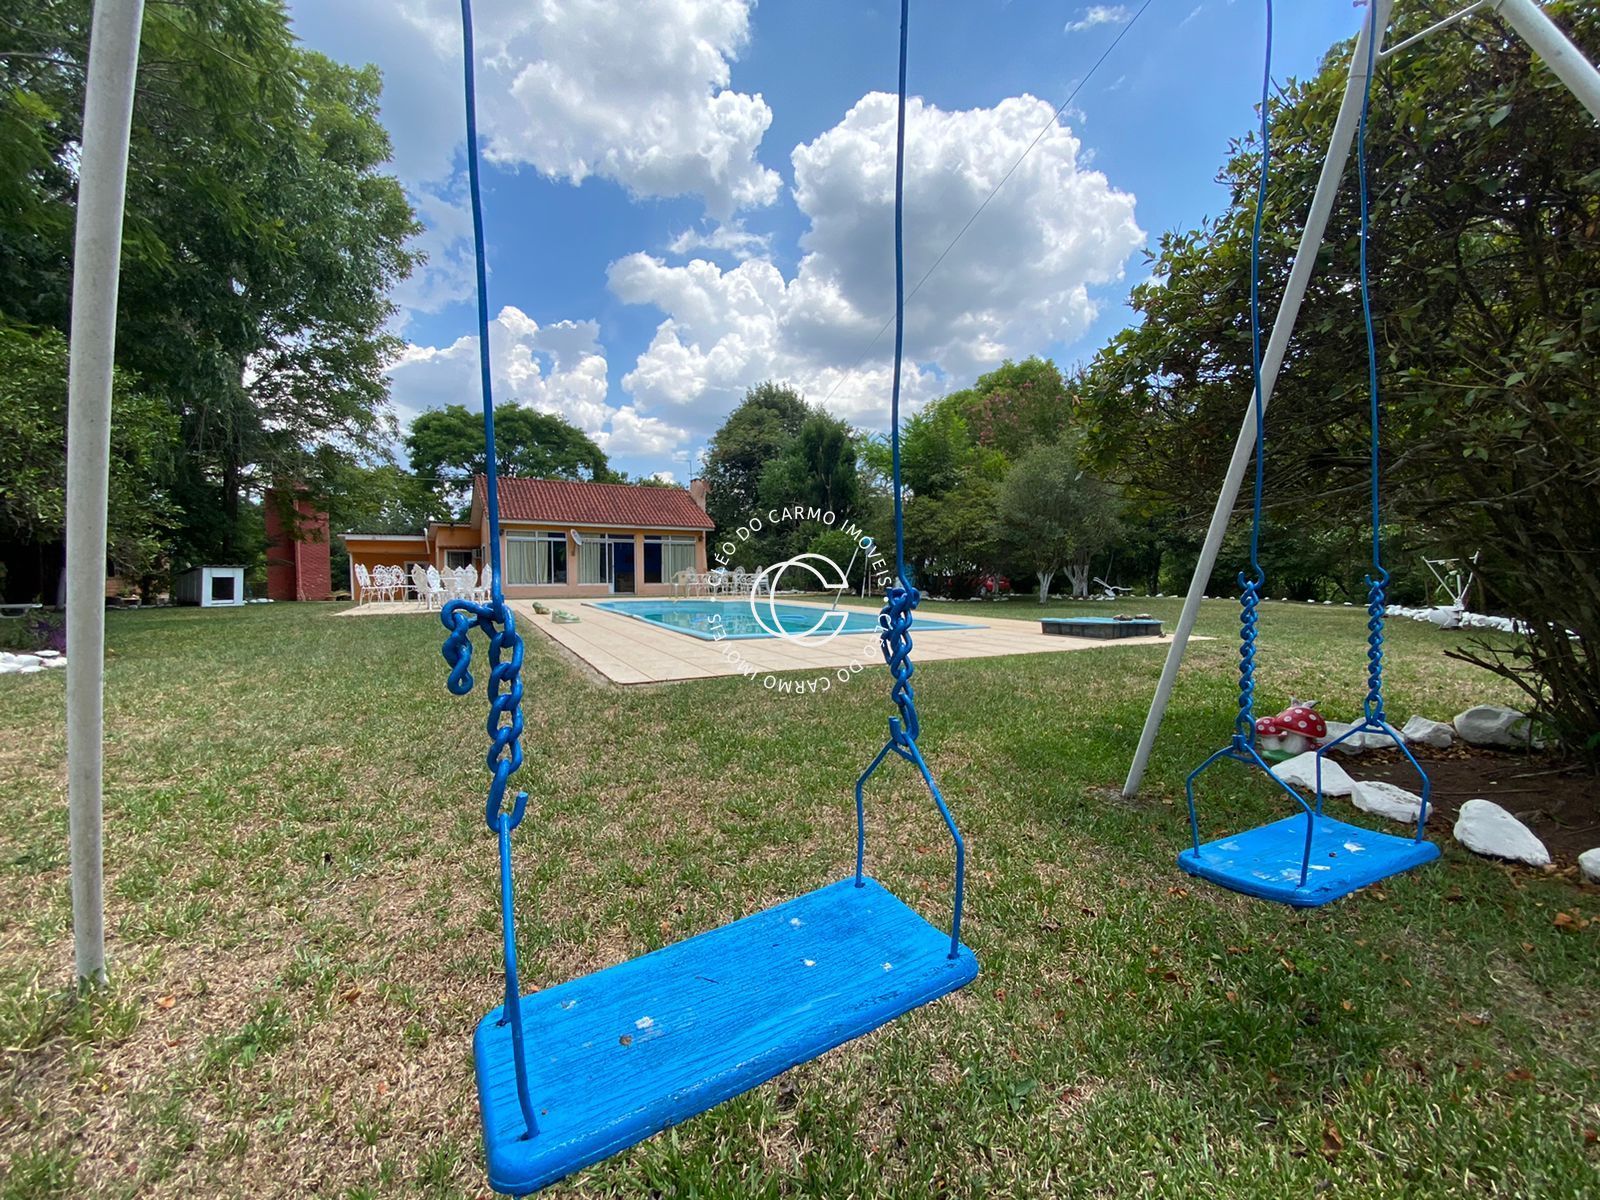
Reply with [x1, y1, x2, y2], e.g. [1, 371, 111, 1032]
[440, 597, 529, 831]
[880, 580, 921, 746]
[1363, 567, 1388, 722]
[1235, 568, 1264, 741]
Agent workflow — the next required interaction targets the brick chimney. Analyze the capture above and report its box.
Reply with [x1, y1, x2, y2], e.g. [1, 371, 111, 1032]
[265, 487, 333, 601]
[689, 478, 709, 512]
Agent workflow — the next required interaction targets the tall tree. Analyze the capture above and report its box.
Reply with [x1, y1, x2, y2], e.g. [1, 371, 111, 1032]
[700, 382, 810, 535]
[407, 404, 616, 513]
[947, 357, 1079, 462]
[1, 0, 421, 571]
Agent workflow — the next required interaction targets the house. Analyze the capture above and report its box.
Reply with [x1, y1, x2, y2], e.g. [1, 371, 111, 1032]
[343, 476, 714, 600]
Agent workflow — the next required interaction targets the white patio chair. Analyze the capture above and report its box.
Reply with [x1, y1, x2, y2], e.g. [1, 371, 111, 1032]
[353, 563, 374, 604]
[475, 563, 492, 602]
[389, 565, 414, 602]
[412, 564, 441, 610]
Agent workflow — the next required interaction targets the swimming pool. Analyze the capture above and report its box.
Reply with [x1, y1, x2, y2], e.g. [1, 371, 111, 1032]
[592, 598, 978, 641]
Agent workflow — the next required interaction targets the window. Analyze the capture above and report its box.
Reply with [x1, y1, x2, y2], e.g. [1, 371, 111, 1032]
[645, 536, 697, 584]
[444, 549, 475, 570]
[505, 534, 567, 585]
[576, 533, 634, 587]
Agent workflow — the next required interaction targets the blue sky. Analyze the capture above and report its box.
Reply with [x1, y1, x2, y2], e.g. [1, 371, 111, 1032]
[284, 1, 1364, 482]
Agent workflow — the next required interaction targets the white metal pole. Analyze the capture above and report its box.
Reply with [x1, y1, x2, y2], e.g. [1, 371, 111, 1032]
[1121, 0, 1392, 798]
[66, 0, 145, 985]
[1493, 0, 1600, 121]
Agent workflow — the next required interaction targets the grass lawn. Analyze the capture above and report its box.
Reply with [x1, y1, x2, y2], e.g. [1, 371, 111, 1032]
[1, 598, 1595, 1198]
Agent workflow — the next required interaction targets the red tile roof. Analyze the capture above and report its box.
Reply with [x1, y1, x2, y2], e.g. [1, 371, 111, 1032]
[474, 476, 714, 531]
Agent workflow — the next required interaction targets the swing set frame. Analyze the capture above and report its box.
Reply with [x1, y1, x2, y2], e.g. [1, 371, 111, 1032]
[1122, 0, 1600, 802]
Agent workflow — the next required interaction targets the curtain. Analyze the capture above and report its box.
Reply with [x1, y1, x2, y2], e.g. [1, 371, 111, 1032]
[579, 539, 608, 584]
[505, 538, 538, 585]
[506, 538, 554, 585]
[663, 539, 696, 580]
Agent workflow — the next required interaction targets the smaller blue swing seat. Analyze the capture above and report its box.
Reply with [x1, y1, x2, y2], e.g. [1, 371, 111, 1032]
[475, 876, 978, 1196]
[1179, 814, 1439, 907]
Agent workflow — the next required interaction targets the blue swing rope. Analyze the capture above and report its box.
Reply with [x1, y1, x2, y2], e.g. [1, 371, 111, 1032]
[440, 0, 539, 1142]
[1235, 0, 1273, 745]
[1314, 0, 1430, 839]
[1184, 0, 1322, 884]
[856, 0, 966, 962]
[1355, 0, 1389, 726]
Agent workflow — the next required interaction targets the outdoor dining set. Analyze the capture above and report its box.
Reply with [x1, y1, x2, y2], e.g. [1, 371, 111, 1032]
[353, 562, 491, 609]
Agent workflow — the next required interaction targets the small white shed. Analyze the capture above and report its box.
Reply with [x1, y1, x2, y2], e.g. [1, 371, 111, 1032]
[173, 565, 247, 607]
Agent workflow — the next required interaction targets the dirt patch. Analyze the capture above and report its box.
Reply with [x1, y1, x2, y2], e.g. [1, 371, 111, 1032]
[1349, 745, 1599, 865]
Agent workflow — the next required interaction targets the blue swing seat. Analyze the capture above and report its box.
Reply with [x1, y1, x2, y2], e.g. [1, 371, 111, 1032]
[475, 876, 978, 1196]
[1178, 813, 1439, 907]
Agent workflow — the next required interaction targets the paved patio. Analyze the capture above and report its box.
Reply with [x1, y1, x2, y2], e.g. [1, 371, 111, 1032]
[515, 598, 1175, 685]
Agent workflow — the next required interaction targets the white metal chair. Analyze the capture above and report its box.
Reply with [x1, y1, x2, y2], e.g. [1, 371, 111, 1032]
[353, 563, 374, 604]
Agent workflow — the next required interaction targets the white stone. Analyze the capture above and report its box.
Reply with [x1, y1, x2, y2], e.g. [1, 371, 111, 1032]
[35, 649, 60, 659]
[1352, 780, 1427, 825]
[1272, 751, 1356, 797]
[1579, 848, 1600, 885]
[1453, 799, 1550, 867]
[6, 653, 42, 669]
[42, 656, 66, 669]
[1402, 715, 1454, 749]
[18, 665, 44, 675]
[1322, 720, 1390, 754]
[0, 662, 18, 676]
[1453, 705, 1534, 749]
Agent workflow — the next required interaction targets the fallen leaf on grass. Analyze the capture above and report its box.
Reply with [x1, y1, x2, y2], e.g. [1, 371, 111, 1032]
[155, 995, 175, 1010]
[1321, 1122, 1344, 1159]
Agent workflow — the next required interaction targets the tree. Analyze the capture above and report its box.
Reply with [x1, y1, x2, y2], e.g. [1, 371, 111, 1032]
[756, 411, 860, 557]
[0, 326, 175, 601]
[406, 404, 615, 513]
[1, 0, 421, 573]
[701, 382, 810, 535]
[947, 357, 1078, 461]
[1077, 3, 1600, 753]
[994, 443, 1122, 602]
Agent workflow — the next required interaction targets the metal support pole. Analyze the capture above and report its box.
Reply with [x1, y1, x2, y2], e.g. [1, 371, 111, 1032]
[1122, 0, 1392, 798]
[1493, 0, 1600, 121]
[66, 0, 145, 985]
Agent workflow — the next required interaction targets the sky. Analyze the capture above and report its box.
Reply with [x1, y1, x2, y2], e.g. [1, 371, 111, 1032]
[283, 0, 1367, 484]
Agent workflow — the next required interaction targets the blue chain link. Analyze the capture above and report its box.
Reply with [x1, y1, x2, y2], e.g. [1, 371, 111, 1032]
[1362, 568, 1388, 722]
[441, 597, 529, 831]
[1355, 0, 1390, 725]
[880, 581, 921, 746]
[1235, 568, 1263, 741]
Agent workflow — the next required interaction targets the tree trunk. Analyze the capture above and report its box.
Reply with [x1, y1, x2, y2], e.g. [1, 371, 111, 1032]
[1065, 562, 1091, 599]
[1036, 569, 1055, 603]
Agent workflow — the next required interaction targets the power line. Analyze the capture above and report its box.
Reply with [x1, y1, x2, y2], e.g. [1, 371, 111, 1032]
[818, 0, 1158, 412]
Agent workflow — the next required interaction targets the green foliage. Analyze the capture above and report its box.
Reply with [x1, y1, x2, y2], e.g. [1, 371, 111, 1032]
[406, 403, 615, 514]
[945, 356, 1079, 461]
[994, 441, 1122, 601]
[1077, 3, 1600, 751]
[0, 0, 421, 576]
[701, 382, 812, 537]
[0, 325, 175, 597]
[702, 383, 868, 565]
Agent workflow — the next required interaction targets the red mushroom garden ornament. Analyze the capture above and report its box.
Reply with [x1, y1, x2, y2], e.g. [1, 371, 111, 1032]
[1254, 699, 1328, 760]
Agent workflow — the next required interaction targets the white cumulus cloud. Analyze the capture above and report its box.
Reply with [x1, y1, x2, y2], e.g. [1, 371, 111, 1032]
[1066, 6, 1132, 33]
[399, 0, 778, 218]
[609, 91, 1144, 439]
[387, 306, 687, 456]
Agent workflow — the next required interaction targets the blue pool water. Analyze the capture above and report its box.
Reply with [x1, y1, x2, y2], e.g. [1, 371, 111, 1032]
[593, 599, 978, 641]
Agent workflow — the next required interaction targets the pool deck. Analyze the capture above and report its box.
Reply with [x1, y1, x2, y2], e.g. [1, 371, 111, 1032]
[517, 598, 1174, 685]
